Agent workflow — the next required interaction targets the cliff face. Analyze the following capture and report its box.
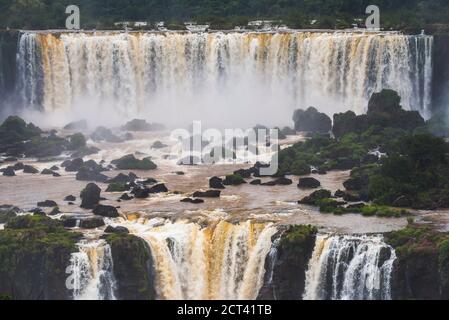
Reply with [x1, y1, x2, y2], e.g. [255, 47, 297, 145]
[0, 30, 18, 111]
[257, 225, 317, 300]
[0, 216, 81, 300]
[386, 225, 449, 300]
[432, 35, 449, 112]
[106, 234, 157, 300]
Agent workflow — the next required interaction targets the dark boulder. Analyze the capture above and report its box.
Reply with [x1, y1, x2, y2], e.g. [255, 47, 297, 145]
[192, 190, 221, 198]
[181, 198, 205, 204]
[297, 177, 321, 189]
[119, 193, 134, 201]
[49, 207, 61, 215]
[250, 179, 262, 185]
[91, 126, 123, 143]
[107, 173, 136, 184]
[41, 169, 55, 175]
[64, 195, 76, 202]
[141, 178, 158, 185]
[37, 200, 57, 208]
[148, 184, 168, 194]
[293, 107, 332, 133]
[342, 191, 362, 202]
[23, 165, 39, 174]
[2, 166, 15, 176]
[122, 119, 152, 132]
[299, 189, 332, 205]
[64, 158, 84, 172]
[12, 162, 24, 170]
[104, 225, 130, 234]
[151, 141, 168, 149]
[281, 126, 296, 136]
[76, 167, 108, 183]
[112, 154, 157, 170]
[80, 217, 105, 229]
[106, 182, 130, 193]
[80, 183, 101, 209]
[131, 186, 150, 199]
[223, 174, 246, 186]
[209, 176, 225, 189]
[93, 205, 119, 218]
[343, 177, 362, 191]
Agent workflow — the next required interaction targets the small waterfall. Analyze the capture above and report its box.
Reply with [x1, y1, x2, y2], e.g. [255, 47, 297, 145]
[303, 234, 396, 300]
[130, 220, 277, 300]
[16, 31, 433, 124]
[67, 239, 117, 300]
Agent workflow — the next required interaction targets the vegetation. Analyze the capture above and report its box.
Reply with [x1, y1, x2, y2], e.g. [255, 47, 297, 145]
[0, 216, 81, 300]
[0, 0, 449, 31]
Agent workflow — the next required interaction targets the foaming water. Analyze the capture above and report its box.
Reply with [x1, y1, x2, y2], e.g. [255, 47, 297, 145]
[68, 239, 117, 300]
[16, 31, 433, 127]
[122, 218, 277, 300]
[303, 234, 396, 300]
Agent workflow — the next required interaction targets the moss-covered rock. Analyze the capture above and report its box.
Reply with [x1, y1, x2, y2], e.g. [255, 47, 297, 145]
[111, 154, 157, 170]
[293, 107, 332, 133]
[385, 224, 449, 300]
[258, 225, 317, 300]
[0, 216, 81, 300]
[105, 234, 156, 300]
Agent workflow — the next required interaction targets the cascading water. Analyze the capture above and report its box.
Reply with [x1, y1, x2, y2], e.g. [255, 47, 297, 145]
[126, 219, 277, 300]
[67, 239, 117, 300]
[16, 31, 433, 126]
[303, 234, 396, 301]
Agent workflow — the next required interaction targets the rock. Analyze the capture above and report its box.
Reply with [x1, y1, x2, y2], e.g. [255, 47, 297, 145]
[209, 176, 225, 189]
[64, 120, 88, 130]
[71, 146, 100, 158]
[64, 195, 76, 202]
[107, 173, 136, 184]
[234, 169, 252, 178]
[342, 191, 362, 202]
[192, 190, 221, 198]
[106, 182, 130, 192]
[223, 174, 246, 186]
[174, 171, 185, 175]
[180, 198, 205, 204]
[148, 184, 168, 194]
[151, 141, 168, 149]
[37, 200, 58, 207]
[2, 166, 15, 176]
[41, 169, 55, 175]
[334, 190, 346, 198]
[261, 180, 278, 186]
[91, 126, 123, 143]
[93, 205, 119, 218]
[67, 133, 87, 150]
[392, 195, 413, 208]
[12, 162, 24, 170]
[23, 165, 39, 174]
[297, 177, 321, 189]
[80, 217, 105, 229]
[3, 157, 18, 162]
[76, 167, 108, 183]
[140, 178, 158, 185]
[122, 119, 152, 132]
[64, 158, 84, 172]
[333, 111, 369, 139]
[119, 193, 134, 201]
[131, 186, 150, 199]
[105, 234, 157, 300]
[275, 177, 293, 185]
[0, 205, 20, 224]
[250, 179, 262, 185]
[50, 165, 59, 171]
[49, 207, 61, 215]
[80, 183, 101, 209]
[30, 208, 45, 216]
[104, 225, 130, 234]
[111, 154, 157, 170]
[281, 126, 296, 136]
[293, 107, 332, 133]
[343, 178, 362, 191]
[299, 189, 332, 205]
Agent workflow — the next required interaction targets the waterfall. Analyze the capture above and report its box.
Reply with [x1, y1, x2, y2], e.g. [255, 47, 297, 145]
[16, 31, 433, 125]
[303, 234, 396, 300]
[67, 239, 117, 300]
[129, 219, 277, 300]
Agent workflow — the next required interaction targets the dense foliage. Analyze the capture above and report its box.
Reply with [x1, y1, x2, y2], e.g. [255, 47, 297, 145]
[0, 0, 448, 30]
